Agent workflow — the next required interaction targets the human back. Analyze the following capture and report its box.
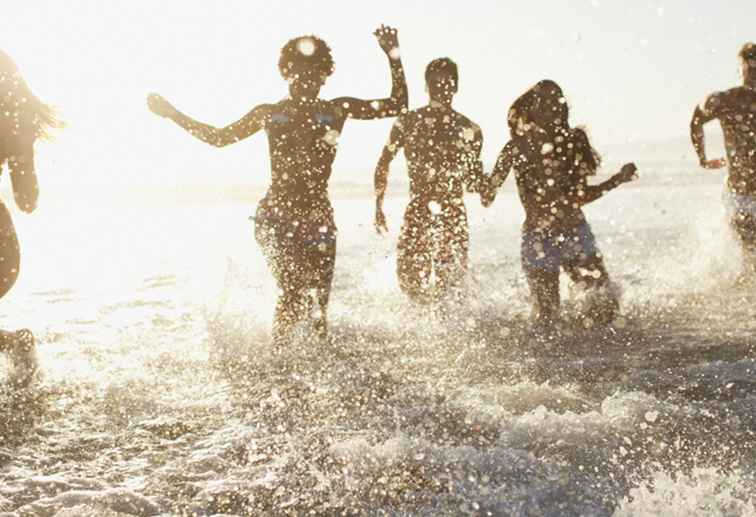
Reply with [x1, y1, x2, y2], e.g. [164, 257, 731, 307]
[509, 124, 598, 234]
[400, 105, 482, 205]
[704, 86, 756, 194]
[263, 97, 346, 212]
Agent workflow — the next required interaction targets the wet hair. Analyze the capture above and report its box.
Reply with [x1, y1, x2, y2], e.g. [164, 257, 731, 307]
[278, 36, 335, 82]
[425, 58, 458, 88]
[508, 79, 569, 134]
[509, 79, 601, 174]
[571, 127, 601, 175]
[0, 50, 62, 145]
[739, 42, 756, 62]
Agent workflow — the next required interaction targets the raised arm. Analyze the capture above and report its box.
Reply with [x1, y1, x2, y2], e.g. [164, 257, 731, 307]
[332, 25, 408, 121]
[147, 93, 268, 148]
[690, 93, 726, 170]
[374, 118, 405, 233]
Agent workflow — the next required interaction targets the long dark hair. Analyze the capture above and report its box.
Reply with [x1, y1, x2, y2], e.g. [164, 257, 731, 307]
[508, 79, 600, 174]
[0, 50, 62, 147]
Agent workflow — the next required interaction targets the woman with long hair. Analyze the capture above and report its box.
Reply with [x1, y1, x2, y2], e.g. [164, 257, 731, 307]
[0, 50, 61, 384]
[486, 80, 637, 329]
[148, 26, 407, 347]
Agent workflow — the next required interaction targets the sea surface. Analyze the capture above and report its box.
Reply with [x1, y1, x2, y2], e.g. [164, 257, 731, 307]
[1, 164, 755, 516]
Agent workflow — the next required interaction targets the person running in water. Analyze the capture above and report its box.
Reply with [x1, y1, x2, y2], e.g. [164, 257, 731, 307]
[148, 26, 407, 346]
[690, 42, 756, 274]
[373, 58, 490, 303]
[486, 80, 637, 329]
[0, 50, 61, 385]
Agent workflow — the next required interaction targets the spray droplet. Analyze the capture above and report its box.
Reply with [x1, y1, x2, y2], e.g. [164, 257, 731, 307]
[297, 38, 316, 56]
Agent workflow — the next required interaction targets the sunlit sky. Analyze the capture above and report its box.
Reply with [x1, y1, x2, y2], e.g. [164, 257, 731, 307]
[2, 1, 755, 190]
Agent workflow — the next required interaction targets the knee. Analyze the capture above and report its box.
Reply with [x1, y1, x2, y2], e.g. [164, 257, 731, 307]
[0, 257, 20, 299]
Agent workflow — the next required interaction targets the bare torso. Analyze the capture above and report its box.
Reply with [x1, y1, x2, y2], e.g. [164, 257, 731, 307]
[703, 86, 756, 195]
[397, 105, 484, 208]
[259, 98, 349, 214]
[505, 128, 594, 233]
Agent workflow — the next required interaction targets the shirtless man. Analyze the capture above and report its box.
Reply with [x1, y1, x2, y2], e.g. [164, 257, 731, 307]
[690, 42, 756, 273]
[374, 58, 490, 304]
[148, 26, 407, 346]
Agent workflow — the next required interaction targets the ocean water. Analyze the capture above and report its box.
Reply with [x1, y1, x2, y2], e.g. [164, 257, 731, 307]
[0, 164, 755, 516]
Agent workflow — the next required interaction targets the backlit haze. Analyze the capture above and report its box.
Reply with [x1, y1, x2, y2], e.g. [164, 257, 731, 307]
[2, 0, 754, 194]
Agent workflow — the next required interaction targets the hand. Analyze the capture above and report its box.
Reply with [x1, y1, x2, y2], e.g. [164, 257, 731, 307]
[481, 185, 497, 207]
[616, 162, 638, 183]
[374, 25, 400, 58]
[701, 158, 726, 170]
[375, 206, 389, 235]
[147, 93, 176, 118]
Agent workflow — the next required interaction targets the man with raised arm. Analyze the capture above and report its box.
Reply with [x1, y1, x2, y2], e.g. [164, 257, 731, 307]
[148, 26, 407, 347]
[691, 43, 756, 273]
[374, 58, 490, 304]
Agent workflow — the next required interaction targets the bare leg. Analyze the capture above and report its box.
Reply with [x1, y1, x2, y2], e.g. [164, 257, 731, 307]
[731, 213, 756, 275]
[0, 203, 36, 386]
[0, 330, 15, 353]
[563, 254, 619, 326]
[524, 268, 560, 327]
[434, 211, 469, 299]
[272, 289, 312, 347]
[0, 202, 20, 300]
[397, 207, 434, 303]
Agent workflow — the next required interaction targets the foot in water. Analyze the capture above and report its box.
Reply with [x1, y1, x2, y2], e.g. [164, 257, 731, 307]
[6, 329, 39, 388]
[574, 283, 621, 329]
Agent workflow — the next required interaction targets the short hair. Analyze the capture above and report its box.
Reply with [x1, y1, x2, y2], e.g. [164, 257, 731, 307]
[425, 58, 458, 86]
[278, 35, 335, 81]
[739, 42, 756, 62]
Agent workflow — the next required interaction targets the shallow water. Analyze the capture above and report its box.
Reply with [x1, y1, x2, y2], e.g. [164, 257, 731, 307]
[1, 165, 755, 516]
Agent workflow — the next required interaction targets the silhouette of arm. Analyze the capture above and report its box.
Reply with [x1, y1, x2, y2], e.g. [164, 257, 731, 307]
[463, 125, 487, 194]
[556, 129, 636, 206]
[374, 118, 405, 233]
[574, 163, 637, 205]
[332, 26, 408, 121]
[148, 94, 268, 147]
[482, 141, 515, 206]
[8, 143, 38, 213]
[690, 93, 727, 169]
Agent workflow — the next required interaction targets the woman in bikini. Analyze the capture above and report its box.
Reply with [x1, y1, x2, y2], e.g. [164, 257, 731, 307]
[486, 80, 637, 329]
[148, 26, 407, 346]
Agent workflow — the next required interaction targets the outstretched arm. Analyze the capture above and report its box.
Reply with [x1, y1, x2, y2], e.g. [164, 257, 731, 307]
[690, 95, 726, 169]
[374, 119, 405, 233]
[332, 25, 408, 121]
[147, 93, 268, 148]
[574, 163, 638, 205]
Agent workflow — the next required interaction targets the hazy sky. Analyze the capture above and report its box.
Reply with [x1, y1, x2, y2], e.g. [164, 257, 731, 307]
[2, 1, 754, 188]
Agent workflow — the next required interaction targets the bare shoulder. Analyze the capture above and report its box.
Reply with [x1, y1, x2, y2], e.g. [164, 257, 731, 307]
[396, 108, 423, 128]
[451, 111, 482, 141]
[701, 88, 741, 114]
[570, 127, 594, 147]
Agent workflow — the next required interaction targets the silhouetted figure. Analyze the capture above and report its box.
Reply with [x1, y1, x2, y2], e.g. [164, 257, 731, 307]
[374, 58, 490, 303]
[0, 51, 60, 385]
[148, 26, 407, 346]
[691, 43, 756, 273]
[486, 80, 636, 329]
